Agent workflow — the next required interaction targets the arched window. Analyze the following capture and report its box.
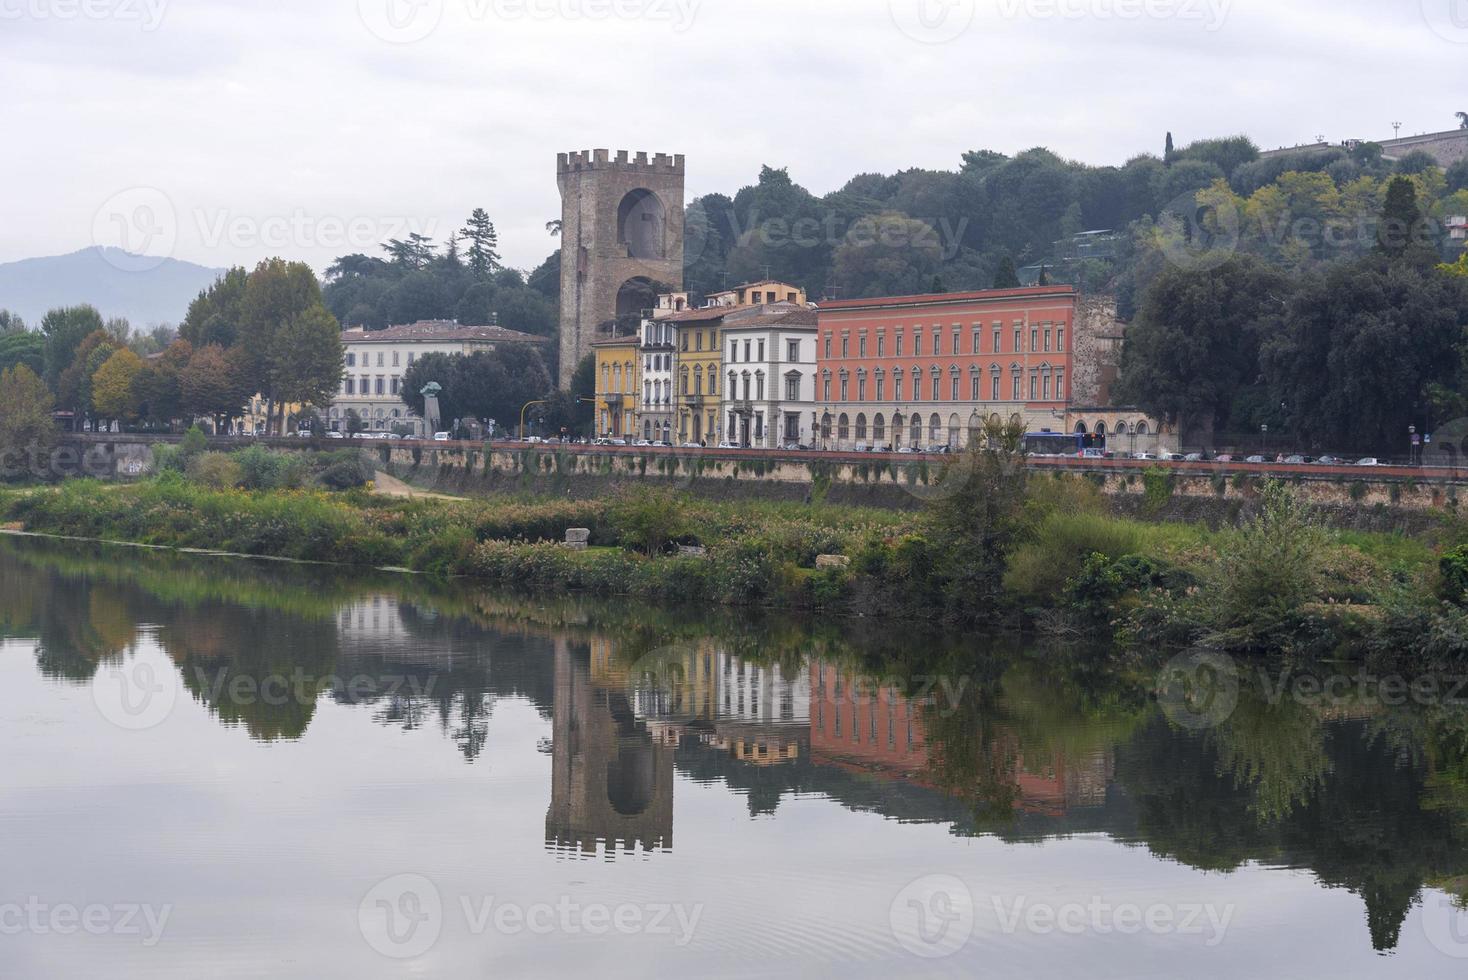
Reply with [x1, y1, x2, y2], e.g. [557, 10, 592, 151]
[929, 413, 942, 443]
[821, 413, 832, 440]
[617, 188, 667, 260]
[892, 412, 905, 446]
[837, 413, 850, 442]
[855, 413, 867, 442]
[1136, 421, 1149, 435]
[930, 366, 942, 401]
[968, 412, 981, 445]
[948, 413, 961, 448]
[874, 413, 886, 444]
[680, 367, 689, 396]
[1075, 421, 1087, 434]
[910, 414, 922, 446]
[1096, 421, 1108, 437]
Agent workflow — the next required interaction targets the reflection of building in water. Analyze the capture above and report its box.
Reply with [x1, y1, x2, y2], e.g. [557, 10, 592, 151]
[337, 596, 409, 642]
[808, 661, 1113, 817]
[612, 640, 810, 768]
[546, 639, 673, 858]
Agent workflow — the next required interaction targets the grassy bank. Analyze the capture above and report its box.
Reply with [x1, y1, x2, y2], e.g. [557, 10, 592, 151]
[3, 455, 1467, 664]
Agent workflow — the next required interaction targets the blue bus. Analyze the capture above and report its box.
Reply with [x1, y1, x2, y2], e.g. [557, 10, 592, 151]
[1023, 431, 1106, 457]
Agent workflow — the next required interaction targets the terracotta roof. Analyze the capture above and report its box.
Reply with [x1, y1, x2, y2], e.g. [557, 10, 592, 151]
[341, 320, 548, 344]
[722, 304, 818, 328]
[656, 304, 757, 324]
[815, 285, 1076, 312]
[590, 335, 640, 348]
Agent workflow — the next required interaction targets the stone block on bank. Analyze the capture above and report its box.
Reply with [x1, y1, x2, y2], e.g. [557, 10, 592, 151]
[815, 555, 850, 569]
[564, 528, 591, 551]
[678, 545, 708, 558]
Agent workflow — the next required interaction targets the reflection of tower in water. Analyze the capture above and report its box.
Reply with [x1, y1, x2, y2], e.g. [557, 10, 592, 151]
[545, 638, 673, 858]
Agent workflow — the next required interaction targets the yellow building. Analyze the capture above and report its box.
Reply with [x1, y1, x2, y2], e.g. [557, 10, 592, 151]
[669, 308, 726, 445]
[706, 280, 807, 307]
[592, 337, 639, 439]
[244, 395, 305, 435]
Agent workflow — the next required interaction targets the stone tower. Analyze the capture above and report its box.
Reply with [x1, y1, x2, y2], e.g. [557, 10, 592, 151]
[556, 149, 686, 386]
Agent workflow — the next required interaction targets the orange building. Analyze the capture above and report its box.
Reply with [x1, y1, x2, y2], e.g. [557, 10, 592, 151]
[814, 285, 1077, 450]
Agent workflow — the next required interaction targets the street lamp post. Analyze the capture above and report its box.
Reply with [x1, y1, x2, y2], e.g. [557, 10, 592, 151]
[520, 399, 550, 441]
[1261, 424, 1269, 459]
[1410, 425, 1418, 467]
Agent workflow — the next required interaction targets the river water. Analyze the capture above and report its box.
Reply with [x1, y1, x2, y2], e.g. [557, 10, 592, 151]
[1, 535, 1465, 978]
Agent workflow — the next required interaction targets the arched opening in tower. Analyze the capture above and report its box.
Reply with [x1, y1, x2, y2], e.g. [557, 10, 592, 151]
[617, 189, 667, 260]
[612, 277, 659, 335]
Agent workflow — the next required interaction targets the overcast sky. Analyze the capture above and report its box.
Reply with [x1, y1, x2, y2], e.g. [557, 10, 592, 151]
[2, 0, 1465, 275]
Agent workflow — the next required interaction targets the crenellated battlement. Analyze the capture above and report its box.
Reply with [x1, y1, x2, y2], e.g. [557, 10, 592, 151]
[558, 149, 686, 175]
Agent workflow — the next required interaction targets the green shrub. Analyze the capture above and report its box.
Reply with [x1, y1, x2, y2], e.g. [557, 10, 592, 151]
[187, 452, 243, 489]
[1440, 545, 1468, 604]
[1208, 481, 1326, 644]
[608, 487, 685, 555]
[1349, 480, 1368, 502]
[1141, 466, 1175, 512]
[1005, 511, 1145, 602]
[178, 426, 207, 459]
[233, 445, 308, 490]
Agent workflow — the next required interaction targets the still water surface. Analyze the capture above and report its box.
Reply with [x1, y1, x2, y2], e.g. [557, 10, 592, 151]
[1, 536, 1466, 978]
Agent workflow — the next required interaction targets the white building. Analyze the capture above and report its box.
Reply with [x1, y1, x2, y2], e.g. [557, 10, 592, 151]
[331, 320, 547, 435]
[721, 305, 819, 448]
[638, 313, 677, 443]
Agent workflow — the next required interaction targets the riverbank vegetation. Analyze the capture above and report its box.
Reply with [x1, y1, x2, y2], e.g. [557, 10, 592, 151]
[2, 437, 1466, 663]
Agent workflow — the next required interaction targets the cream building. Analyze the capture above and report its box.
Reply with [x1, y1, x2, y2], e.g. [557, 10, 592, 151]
[331, 320, 547, 435]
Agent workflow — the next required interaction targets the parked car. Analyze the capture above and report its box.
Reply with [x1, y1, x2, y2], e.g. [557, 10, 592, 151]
[326, 431, 345, 439]
[1133, 452, 1159, 461]
[1244, 455, 1266, 463]
[1316, 455, 1343, 465]
[1183, 453, 1205, 462]
[1214, 454, 1235, 463]
[1284, 454, 1311, 464]
[433, 432, 451, 442]
[717, 441, 740, 450]
[1357, 457, 1381, 467]
[1080, 448, 1107, 459]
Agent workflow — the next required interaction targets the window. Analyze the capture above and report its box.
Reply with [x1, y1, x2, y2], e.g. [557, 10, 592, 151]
[1044, 326, 1052, 352]
[729, 371, 738, 396]
[1055, 370, 1065, 400]
[345, 378, 355, 395]
[991, 373, 1000, 401]
[346, 352, 356, 367]
[391, 377, 400, 396]
[931, 373, 940, 401]
[1014, 328, 1022, 352]
[857, 374, 867, 401]
[744, 340, 752, 361]
[824, 334, 832, 358]
[859, 335, 867, 358]
[682, 333, 689, 352]
[742, 373, 750, 399]
[895, 332, 904, 357]
[375, 377, 385, 395]
[1029, 371, 1038, 400]
[756, 373, 765, 401]
[1057, 327, 1065, 351]
[973, 329, 981, 354]
[914, 330, 922, 357]
[377, 352, 384, 367]
[971, 375, 980, 400]
[709, 370, 717, 396]
[392, 351, 400, 367]
[785, 374, 799, 400]
[730, 343, 738, 363]
[408, 352, 416, 365]
[893, 373, 903, 401]
[877, 333, 885, 357]
[993, 327, 1002, 353]
[696, 332, 704, 352]
[1031, 327, 1039, 352]
[953, 328, 961, 353]
[933, 327, 942, 356]
[875, 375, 885, 401]
[841, 335, 849, 357]
[840, 374, 849, 401]
[758, 340, 765, 361]
[788, 339, 799, 361]
[951, 376, 959, 400]
[1011, 370, 1021, 400]
[822, 374, 832, 400]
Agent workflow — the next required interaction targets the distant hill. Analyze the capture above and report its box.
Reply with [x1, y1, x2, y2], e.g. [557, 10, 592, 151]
[0, 247, 224, 327]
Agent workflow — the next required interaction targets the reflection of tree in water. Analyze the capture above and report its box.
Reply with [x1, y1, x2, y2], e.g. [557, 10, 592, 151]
[1208, 691, 1332, 823]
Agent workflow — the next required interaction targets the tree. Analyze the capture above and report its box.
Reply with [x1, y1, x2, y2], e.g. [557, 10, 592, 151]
[266, 304, 343, 417]
[460, 208, 501, 280]
[829, 213, 943, 298]
[1442, 253, 1468, 278]
[239, 259, 332, 433]
[180, 267, 249, 348]
[0, 332, 44, 376]
[1261, 254, 1468, 452]
[56, 330, 117, 423]
[40, 305, 104, 391]
[1164, 131, 1176, 164]
[991, 255, 1021, 289]
[0, 310, 25, 334]
[0, 365, 57, 472]
[180, 344, 246, 431]
[1376, 176, 1434, 262]
[1458, 112, 1468, 130]
[1115, 256, 1292, 436]
[91, 348, 144, 424]
[131, 339, 191, 428]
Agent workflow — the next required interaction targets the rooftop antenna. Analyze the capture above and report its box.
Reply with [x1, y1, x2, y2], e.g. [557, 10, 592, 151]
[1314, 134, 1326, 144]
[762, 265, 772, 282]
[1392, 121, 1403, 139]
